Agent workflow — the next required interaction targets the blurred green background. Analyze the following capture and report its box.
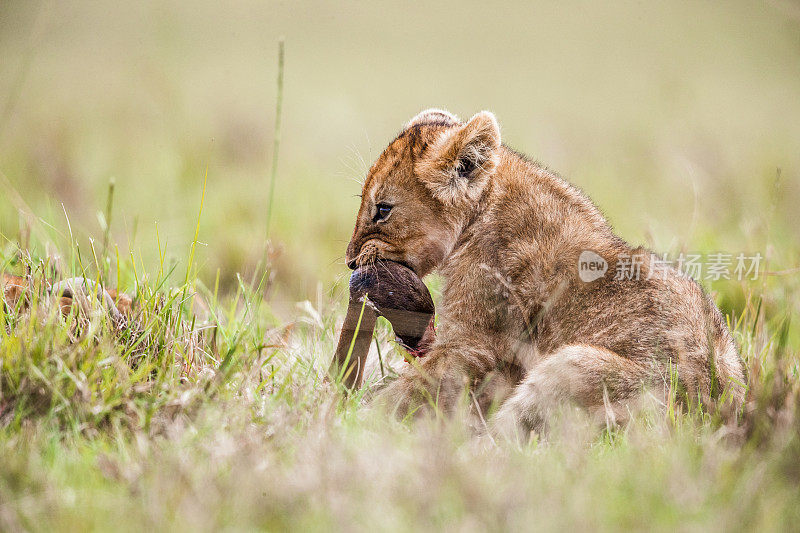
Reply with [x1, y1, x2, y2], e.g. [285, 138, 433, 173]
[1, 0, 798, 309]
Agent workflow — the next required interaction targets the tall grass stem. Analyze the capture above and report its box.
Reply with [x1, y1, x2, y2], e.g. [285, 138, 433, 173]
[180, 165, 208, 322]
[265, 39, 285, 239]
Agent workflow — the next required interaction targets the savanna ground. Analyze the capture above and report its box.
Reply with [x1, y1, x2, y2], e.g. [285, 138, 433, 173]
[1, 1, 800, 530]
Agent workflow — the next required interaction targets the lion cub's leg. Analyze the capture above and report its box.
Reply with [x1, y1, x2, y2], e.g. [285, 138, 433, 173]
[380, 338, 508, 420]
[492, 344, 655, 442]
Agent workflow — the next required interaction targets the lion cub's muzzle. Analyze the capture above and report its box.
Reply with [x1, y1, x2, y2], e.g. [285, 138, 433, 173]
[346, 239, 383, 270]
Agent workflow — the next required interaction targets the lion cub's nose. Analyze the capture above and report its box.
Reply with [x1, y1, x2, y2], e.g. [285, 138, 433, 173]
[346, 257, 358, 270]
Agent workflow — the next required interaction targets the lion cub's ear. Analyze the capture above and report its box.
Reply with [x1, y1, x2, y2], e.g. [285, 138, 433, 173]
[406, 108, 460, 128]
[416, 111, 501, 206]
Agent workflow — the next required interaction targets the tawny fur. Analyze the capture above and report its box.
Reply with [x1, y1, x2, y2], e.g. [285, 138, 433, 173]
[2, 273, 133, 318]
[345, 109, 746, 438]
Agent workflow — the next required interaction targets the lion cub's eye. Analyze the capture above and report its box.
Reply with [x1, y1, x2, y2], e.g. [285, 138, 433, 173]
[374, 203, 392, 222]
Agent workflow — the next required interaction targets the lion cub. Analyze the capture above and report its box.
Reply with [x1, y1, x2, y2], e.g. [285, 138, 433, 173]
[345, 109, 746, 437]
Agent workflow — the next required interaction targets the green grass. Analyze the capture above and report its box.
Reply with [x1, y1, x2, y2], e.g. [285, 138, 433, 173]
[1, 242, 799, 530]
[1, 1, 800, 530]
